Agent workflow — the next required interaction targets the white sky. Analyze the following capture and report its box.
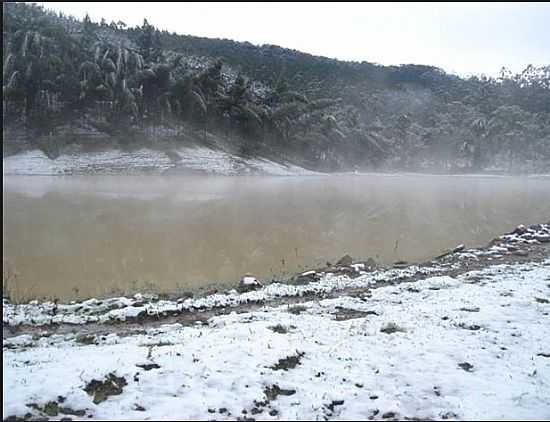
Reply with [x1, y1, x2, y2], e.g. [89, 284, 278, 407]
[39, 2, 550, 77]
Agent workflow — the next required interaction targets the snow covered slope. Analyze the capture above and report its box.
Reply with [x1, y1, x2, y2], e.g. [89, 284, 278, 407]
[2, 147, 318, 176]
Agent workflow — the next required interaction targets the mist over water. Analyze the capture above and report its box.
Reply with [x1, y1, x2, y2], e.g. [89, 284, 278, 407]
[3, 174, 550, 302]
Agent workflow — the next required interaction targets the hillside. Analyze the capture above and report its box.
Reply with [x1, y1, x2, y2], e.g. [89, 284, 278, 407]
[3, 2, 550, 173]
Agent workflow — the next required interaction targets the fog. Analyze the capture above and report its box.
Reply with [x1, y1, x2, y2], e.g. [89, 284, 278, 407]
[4, 174, 550, 302]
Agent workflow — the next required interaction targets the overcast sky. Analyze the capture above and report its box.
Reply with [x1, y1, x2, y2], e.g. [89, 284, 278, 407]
[39, 2, 549, 77]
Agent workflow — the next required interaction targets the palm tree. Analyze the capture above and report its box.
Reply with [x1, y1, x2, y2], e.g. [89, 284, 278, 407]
[3, 29, 62, 123]
[468, 116, 487, 169]
[77, 41, 145, 126]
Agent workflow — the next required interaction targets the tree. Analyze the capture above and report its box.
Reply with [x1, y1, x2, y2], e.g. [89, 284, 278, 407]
[3, 29, 63, 124]
[137, 19, 160, 62]
[3, 2, 549, 172]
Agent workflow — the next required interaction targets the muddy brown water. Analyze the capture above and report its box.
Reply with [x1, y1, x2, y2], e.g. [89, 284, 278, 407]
[3, 173, 550, 302]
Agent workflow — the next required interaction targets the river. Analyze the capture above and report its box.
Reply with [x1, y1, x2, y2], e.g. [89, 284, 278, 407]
[3, 173, 550, 302]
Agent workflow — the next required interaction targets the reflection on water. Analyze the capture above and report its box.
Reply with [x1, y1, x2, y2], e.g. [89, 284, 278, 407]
[3, 174, 550, 302]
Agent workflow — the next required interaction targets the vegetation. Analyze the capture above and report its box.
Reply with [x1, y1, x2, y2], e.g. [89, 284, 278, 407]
[3, 3, 550, 172]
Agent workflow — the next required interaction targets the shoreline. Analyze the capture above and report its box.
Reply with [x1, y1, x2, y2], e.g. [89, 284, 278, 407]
[4, 223, 549, 338]
[3, 240, 549, 420]
[2, 147, 320, 177]
[4, 148, 550, 177]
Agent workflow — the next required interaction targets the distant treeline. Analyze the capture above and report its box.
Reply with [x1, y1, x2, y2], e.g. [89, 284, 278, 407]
[3, 2, 550, 171]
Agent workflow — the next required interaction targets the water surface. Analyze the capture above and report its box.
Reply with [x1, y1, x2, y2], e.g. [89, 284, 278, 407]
[4, 174, 550, 302]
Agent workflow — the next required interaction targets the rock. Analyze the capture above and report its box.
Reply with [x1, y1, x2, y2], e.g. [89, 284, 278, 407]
[177, 292, 194, 302]
[270, 351, 305, 371]
[380, 322, 406, 334]
[84, 373, 127, 404]
[136, 363, 160, 371]
[334, 308, 378, 321]
[350, 262, 366, 271]
[59, 407, 86, 417]
[263, 385, 296, 401]
[513, 250, 529, 257]
[511, 224, 527, 235]
[458, 362, 474, 372]
[336, 254, 353, 266]
[293, 270, 320, 285]
[452, 244, 465, 253]
[43, 402, 59, 417]
[331, 266, 361, 278]
[458, 322, 481, 330]
[365, 257, 378, 268]
[535, 235, 550, 243]
[75, 334, 96, 345]
[459, 307, 480, 312]
[326, 400, 345, 412]
[239, 274, 262, 293]
[351, 257, 378, 272]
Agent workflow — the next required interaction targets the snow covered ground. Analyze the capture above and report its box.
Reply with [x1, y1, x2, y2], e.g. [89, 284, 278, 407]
[4, 260, 550, 420]
[2, 147, 317, 176]
[3, 264, 439, 327]
[173, 147, 317, 176]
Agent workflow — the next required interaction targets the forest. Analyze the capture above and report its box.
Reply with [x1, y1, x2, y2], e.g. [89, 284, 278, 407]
[3, 2, 550, 172]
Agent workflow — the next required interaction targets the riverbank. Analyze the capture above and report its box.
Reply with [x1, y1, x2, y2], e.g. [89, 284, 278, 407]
[4, 260, 550, 420]
[2, 147, 319, 177]
[5, 147, 550, 177]
[3, 223, 549, 330]
[3, 224, 550, 420]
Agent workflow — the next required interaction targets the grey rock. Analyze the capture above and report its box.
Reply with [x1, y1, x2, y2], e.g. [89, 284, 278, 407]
[336, 254, 353, 266]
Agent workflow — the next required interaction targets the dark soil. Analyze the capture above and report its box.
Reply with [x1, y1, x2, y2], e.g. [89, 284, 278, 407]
[270, 351, 305, 371]
[136, 363, 160, 371]
[334, 307, 379, 321]
[458, 323, 482, 331]
[264, 385, 296, 401]
[380, 322, 406, 334]
[458, 362, 474, 372]
[326, 400, 345, 412]
[287, 305, 307, 315]
[75, 334, 96, 345]
[25, 400, 86, 418]
[269, 324, 290, 334]
[84, 373, 127, 404]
